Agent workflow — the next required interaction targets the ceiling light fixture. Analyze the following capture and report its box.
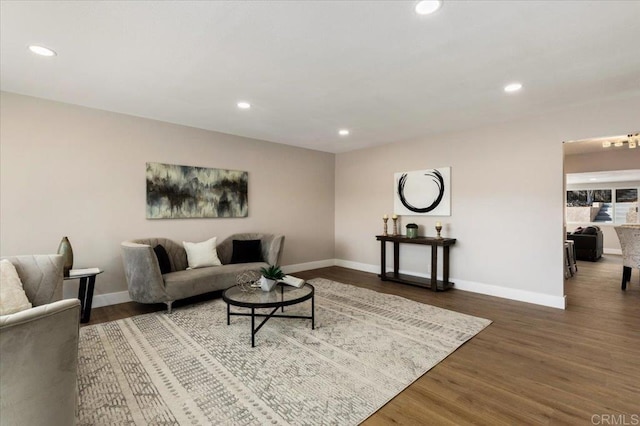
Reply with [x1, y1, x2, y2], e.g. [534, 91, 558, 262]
[338, 129, 350, 136]
[415, 0, 443, 15]
[28, 45, 56, 57]
[237, 102, 251, 109]
[601, 134, 639, 149]
[504, 82, 523, 93]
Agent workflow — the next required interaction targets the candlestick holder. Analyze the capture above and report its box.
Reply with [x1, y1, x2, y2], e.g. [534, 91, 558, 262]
[435, 224, 443, 239]
[392, 217, 398, 236]
[383, 217, 389, 236]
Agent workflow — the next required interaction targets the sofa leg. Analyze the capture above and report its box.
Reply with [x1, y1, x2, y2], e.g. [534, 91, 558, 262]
[621, 266, 631, 290]
[165, 301, 173, 314]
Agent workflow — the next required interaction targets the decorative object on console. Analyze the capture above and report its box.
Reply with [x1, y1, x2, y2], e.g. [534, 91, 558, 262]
[394, 167, 451, 216]
[392, 214, 398, 235]
[57, 236, 73, 277]
[435, 221, 443, 239]
[259, 264, 285, 292]
[146, 162, 248, 219]
[406, 223, 418, 238]
[382, 214, 389, 236]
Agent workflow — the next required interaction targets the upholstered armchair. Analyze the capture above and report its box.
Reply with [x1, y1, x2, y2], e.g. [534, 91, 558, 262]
[0, 254, 81, 426]
[614, 225, 640, 290]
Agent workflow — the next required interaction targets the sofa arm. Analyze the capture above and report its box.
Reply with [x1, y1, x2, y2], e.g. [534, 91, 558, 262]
[121, 242, 170, 303]
[0, 299, 80, 426]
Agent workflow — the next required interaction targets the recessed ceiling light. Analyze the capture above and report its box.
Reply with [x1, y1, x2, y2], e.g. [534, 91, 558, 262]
[614, 140, 623, 147]
[504, 83, 523, 93]
[28, 45, 56, 57]
[602, 141, 611, 148]
[339, 129, 350, 136]
[589, 178, 598, 181]
[237, 102, 251, 109]
[415, 0, 443, 15]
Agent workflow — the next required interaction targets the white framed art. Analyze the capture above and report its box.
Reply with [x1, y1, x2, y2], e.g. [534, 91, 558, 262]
[394, 167, 451, 216]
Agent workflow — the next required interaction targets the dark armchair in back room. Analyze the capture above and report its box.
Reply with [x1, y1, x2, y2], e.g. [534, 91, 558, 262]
[566, 226, 603, 261]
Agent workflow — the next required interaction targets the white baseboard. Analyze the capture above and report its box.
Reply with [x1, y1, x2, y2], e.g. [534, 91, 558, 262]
[603, 248, 622, 255]
[334, 259, 378, 274]
[335, 259, 566, 310]
[283, 259, 335, 274]
[64, 258, 566, 310]
[91, 291, 132, 308]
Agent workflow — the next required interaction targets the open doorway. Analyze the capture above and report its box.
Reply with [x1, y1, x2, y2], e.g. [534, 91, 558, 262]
[562, 133, 640, 303]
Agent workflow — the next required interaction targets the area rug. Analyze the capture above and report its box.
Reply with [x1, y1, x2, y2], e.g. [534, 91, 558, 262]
[77, 278, 491, 425]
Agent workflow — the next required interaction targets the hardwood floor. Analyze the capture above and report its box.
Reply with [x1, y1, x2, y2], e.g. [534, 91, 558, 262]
[88, 256, 640, 425]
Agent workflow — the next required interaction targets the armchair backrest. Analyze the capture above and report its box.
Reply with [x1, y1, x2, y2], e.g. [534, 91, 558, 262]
[615, 226, 640, 268]
[1, 255, 64, 307]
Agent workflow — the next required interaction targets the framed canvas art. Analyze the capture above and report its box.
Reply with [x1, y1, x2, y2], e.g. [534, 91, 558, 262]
[146, 162, 248, 219]
[394, 167, 451, 216]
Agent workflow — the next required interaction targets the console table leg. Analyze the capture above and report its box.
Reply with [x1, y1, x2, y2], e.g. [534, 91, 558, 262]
[443, 246, 450, 288]
[431, 246, 438, 291]
[380, 241, 387, 281]
[393, 242, 400, 278]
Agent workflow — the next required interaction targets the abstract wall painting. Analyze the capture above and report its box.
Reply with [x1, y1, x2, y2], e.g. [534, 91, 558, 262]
[146, 162, 248, 219]
[394, 167, 451, 216]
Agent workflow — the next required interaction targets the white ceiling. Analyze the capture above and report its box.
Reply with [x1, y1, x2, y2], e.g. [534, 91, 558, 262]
[2, 1, 640, 154]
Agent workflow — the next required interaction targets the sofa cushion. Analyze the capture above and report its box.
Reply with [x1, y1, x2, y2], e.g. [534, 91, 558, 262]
[183, 237, 222, 269]
[153, 244, 172, 275]
[0, 259, 33, 315]
[230, 240, 263, 264]
[163, 262, 267, 300]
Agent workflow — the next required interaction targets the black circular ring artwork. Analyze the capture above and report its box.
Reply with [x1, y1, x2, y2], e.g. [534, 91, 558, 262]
[397, 169, 445, 213]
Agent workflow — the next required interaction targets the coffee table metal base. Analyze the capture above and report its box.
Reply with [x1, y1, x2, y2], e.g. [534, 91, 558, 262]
[227, 300, 315, 347]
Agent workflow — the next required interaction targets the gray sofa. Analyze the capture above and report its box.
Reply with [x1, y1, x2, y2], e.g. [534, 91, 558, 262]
[121, 233, 285, 312]
[0, 254, 81, 426]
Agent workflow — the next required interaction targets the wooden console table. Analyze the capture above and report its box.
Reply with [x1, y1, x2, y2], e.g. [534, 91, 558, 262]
[376, 235, 456, 291]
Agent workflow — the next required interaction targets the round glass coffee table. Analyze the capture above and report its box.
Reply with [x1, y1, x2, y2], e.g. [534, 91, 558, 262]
[222, 283, 315, 347]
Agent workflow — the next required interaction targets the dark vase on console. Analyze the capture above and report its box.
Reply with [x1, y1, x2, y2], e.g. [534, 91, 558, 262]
[57, 236, 74, 277]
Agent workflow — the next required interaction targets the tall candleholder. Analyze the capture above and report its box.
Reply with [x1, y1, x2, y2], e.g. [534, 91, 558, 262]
[392, 217, 398, 236]
[435, 224, 443, 239]
[383, 217, 389, 236]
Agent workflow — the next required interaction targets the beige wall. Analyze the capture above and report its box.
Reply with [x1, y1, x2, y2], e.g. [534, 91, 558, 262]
[565, 149, 640, 173]
[335, 94, 640, 308]
[0, 92, 335, 301]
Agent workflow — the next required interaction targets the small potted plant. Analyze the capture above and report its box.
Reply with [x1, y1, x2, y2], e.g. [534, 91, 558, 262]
[259, 265, 285, 291]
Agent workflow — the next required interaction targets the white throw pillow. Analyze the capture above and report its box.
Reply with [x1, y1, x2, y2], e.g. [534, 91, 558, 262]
[183, 237, 222, 269]
[0, 259, 33, 315]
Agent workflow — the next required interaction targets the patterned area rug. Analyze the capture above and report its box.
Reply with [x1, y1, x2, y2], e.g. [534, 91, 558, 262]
[77, 278, 491, 425]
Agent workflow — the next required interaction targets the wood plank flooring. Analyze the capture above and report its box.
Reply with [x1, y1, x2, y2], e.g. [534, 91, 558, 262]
[87, 255, 640, 425]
